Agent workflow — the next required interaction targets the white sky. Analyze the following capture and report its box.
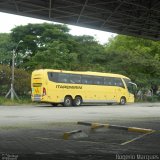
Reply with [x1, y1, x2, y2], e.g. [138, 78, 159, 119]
[0, 12, 116, 44]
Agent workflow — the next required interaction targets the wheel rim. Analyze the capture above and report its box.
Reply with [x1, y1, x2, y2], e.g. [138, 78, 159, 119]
[65, 99, 71, 105]
[76, 99, 81, 105]
[121, 98, 125, 105]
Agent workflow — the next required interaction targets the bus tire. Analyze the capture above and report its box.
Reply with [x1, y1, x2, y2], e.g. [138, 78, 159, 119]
[73, 96, 82, 106]
[119, 97, 126, 105]
[63, 96, 72, 107]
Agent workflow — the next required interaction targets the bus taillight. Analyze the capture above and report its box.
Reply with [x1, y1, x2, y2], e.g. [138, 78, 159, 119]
[43, 87, 46, 96]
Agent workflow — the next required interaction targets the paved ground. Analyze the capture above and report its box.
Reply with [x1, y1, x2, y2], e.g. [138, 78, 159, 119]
[0, 103, 160, 160]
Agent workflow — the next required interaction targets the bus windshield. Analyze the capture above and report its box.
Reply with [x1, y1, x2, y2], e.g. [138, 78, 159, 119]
[123, 78, 137, 94]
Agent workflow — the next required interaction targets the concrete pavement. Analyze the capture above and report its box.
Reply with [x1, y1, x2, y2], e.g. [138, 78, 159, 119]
[0, 103, 159, 159]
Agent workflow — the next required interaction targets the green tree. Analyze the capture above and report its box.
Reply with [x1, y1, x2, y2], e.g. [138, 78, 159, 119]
[104, 35, 160, 89]
[0, 33, 13, 65]
[0, 65, 31, 96]
[28, 41, 78, 70]
[10, 23, 71, 67]
[10, 23, 106, 71]
[72, 35, 106, 71]
[1, 23, 160, 97]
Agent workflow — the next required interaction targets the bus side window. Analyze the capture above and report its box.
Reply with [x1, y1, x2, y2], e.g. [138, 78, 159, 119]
[111, 78, 116, 86]
[104, 77, 112, 86]
[70, 74, 81, 84]
[48, 72, 58, 82]
[114, 78, 125, 88]
[92, 76, 104, 85]
[81, 75, 93, 84]
[58, 73, 69, 83]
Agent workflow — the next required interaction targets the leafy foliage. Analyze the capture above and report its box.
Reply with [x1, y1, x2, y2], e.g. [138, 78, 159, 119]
[104, 35, 160, 89]
[0, 33, 13, 65]
[0, 65, 30, 96]
[1, 23, 160, 97]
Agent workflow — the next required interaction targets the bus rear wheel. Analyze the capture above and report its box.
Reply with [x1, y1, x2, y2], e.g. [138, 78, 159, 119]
[119, 97, 126, 105]
[63, 96, 72, 107]
[73, 96, 82, 106]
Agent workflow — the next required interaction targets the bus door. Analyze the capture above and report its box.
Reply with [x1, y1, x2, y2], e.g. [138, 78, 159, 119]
[114, 78, 126, 101]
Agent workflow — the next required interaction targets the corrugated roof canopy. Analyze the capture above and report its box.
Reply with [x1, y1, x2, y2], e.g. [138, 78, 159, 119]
[0, 0, 160, 40]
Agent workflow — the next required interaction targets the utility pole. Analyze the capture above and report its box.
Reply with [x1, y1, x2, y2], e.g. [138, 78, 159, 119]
[5, 40, 23, 100]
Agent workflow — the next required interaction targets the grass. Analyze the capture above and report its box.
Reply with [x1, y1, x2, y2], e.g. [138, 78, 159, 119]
[0, 96, 35, 105]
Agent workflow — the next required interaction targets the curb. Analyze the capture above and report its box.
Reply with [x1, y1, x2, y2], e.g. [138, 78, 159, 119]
[63, 130, 82, 140]
[77, 121, 154, 133]
[91, 123, 109, 129]
[77, 122, 92, 126]
[128, 127, 154, 133]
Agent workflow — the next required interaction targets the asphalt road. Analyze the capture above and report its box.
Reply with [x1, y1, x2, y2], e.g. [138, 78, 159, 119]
[0, 103, 160, 159]
[0, 103, 160, 127]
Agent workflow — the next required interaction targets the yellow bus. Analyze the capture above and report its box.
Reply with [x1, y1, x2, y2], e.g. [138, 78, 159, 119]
[31, 69, 137, 106]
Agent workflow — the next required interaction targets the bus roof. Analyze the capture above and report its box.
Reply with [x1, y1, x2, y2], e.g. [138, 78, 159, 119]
[32, 69, 130, 79]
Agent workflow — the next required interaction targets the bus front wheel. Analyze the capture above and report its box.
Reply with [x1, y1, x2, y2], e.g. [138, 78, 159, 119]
[119, 97, 126, 105]
[73, 96, 82, 106]
[63, 96, 72, 107]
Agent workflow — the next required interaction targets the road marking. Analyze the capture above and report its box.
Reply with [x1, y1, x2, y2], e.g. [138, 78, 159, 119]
[120, 131, 155, 145]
